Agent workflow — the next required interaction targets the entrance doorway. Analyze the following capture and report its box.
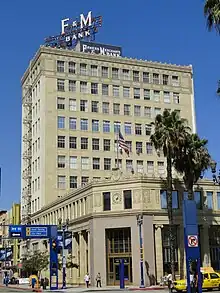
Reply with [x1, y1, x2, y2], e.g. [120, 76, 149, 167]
[106, 228, 133, 285]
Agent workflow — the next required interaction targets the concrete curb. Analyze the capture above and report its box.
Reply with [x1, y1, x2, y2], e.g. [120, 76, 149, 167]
[0, 284, 42, 291]
[128, 287, 166, 291]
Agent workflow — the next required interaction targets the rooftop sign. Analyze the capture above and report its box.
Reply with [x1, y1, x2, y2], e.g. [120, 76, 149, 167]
[80, 41, 122, 57]
[44, 11, 102, 49]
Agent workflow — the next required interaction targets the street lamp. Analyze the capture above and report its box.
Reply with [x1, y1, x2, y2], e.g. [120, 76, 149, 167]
[58, 218, 70, 289]
[210, 160, 220, 185]
[136, 214, 145, 288]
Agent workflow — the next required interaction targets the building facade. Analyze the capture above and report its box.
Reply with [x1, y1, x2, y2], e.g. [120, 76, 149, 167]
[21, 45, 196, 222]
[29, 174, 220, 286]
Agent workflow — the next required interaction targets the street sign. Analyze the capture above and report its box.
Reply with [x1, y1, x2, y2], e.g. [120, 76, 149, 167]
[25, 226, 48, 238]
[188, 235, 198, 247]
[9, 225, 23, 238]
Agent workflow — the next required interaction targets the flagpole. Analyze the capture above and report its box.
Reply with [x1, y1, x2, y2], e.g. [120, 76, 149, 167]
[116, 131, 119, 170]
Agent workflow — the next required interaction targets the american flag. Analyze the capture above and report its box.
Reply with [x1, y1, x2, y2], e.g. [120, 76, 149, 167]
[118, 131, 129, 155]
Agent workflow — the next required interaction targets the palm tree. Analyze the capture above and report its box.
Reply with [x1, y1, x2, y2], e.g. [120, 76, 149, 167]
[204, 0, 220, 33]
[174, 133, 211, 200]
[150, 109, 190, 278]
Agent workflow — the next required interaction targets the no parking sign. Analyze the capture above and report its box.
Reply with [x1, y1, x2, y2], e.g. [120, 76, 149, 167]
[188, 235, 198, 247]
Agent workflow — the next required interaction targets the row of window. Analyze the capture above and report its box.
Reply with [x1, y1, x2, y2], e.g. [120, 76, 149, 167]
[57, 61, 180, 86]
[57, 155, 164, 172]
[160, 190, 215, 210]
[57, 79, 181, 103]
[57, 98, 179, 117]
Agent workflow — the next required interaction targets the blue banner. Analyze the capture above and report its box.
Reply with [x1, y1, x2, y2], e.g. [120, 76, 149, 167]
[0, 247, 13, 261]
[57, 231, 72, 253]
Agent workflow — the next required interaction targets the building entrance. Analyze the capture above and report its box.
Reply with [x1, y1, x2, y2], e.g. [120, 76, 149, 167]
[106, 228, 133, 285]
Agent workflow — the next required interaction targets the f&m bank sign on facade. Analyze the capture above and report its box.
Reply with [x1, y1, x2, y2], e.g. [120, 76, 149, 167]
[44, 11, 122, 57]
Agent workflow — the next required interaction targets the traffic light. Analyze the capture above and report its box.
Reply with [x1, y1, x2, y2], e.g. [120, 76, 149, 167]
[52, 239, 57, 252]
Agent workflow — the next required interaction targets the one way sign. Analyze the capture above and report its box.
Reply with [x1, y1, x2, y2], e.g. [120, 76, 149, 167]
[188, 235, 198, 247]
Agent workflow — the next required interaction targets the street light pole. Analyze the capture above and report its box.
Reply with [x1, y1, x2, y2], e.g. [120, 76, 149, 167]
[136, 214, 145, 288]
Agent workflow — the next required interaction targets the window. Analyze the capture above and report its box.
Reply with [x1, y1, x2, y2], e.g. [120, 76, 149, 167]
[91, 83, 98, 94]
[160, 190, 179, 209]
[135, 124, 142, 135]
[91, 65, 98, 76]
[114, 121, 121, 133]
[80, 119, 88, 131]
[69, 117, 76, 130]
[92, 138, 99, 150]
[57, 79, 65, 91]
[136, 142, 143, 154]
[143, 72, 150, 83]
[134, 105, 141, 116]
[112, 68, 119, 79]
[80, 100, 88, 112]
[113, 85, 120, 97]
[124, 104, 130, 116]
[81, 138, 88, 149]
[80, 81, 87, 93]
[145, 124, 152, 135]
[101, 66, 108, 78]
[124, 122, 131, 135]
[146, 142, 153, 154]
[126, 160, 133, 172]
[158, 161, 165, 174]
[70, 176, 77, 189]
[206, 191, 213, 209]
[217, 192, 220, 209]
[155, 108, 161, 117]
[163, 74, 169, 85]
[81, 157, 89, 170]
[115, 159, 122, 169]
[126, 141, 132, 152]
[57, 176, 66, 189]
[173, 93, 180, 104]
[57, 60, 64, 72]
[164, 91, 170, 103]
[102, 102, 109, 114]
[69, 99, 76, 111]
[172, 76, 179, 86]
[144, 107, 151, 118]
[69, 156, 77, 169]
[57, 116, 65, 129]
[69, 80, 76, 92]
[102, 84, 109, 96]
[92, 101, 99, 113]
[92, 120, 99, 132]
[134, 88, 140, 99]
[81, 177, 89, 186]
[103, 192, 111, 211]
[80, 63, 87, 75]
[147, 161, 154, 173]
[133, 71, 139, 82]
[113, 103, 120, 115]
[153, 90, 160, 102]
[69, 136, 77, 149]
[57, 136, 65, 148]
[194, 191, 202, 209]
[68, 61, 76, 74]
[57, 97, 65, 110]
[123, 87, 130, 98]
[104, 139, 111, 151]
[137, 160, 144, 173]
[93, 158, 100, 170]
[57, 155, 65, 168]
[124, 190, 132, 209]
[153, 73, 160, 84]
[103, 121, 110, 133]
[122, 69, 129, 80]
[104, 158, 111, 170]
[144, 89, 150, 100]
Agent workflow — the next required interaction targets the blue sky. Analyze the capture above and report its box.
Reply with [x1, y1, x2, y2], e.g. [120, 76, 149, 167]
[0, 0, 219, 210]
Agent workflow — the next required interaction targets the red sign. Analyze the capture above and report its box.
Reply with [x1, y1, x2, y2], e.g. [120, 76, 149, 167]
[188, 235, 198, 247]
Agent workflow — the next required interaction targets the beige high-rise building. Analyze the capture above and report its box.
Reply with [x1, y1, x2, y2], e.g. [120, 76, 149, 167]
[21, 44, 196, 222]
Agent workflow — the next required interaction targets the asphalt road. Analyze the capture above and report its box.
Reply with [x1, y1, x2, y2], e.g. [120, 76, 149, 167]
[0, 288, 33, 292]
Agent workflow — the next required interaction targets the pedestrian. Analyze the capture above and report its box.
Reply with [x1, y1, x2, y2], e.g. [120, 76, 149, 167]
[84, 272, 90, 288]
[5, 274, 9, 287]
[96, 272, 102, 287]
[167, 271, 173, 293]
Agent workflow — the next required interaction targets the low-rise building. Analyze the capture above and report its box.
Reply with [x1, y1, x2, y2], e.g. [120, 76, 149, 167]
[29, 173, 219, 286]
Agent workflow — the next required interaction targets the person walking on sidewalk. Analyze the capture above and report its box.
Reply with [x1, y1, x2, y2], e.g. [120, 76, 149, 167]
[167, 271, 173, 293]
[84, 273, 90, 288]
[96, 272, 102, 287]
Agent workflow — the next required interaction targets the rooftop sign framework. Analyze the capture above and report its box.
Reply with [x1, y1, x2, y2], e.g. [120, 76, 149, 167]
[44, 11, 102, 49]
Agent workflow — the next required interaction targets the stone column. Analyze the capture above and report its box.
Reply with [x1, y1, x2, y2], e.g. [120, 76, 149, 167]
[154, 225, 164, 283]
[200, 225, 211, 266]
[79, 231, 86, 283]
[72, 233, 78, 284]
[87, 230, 90, 276]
